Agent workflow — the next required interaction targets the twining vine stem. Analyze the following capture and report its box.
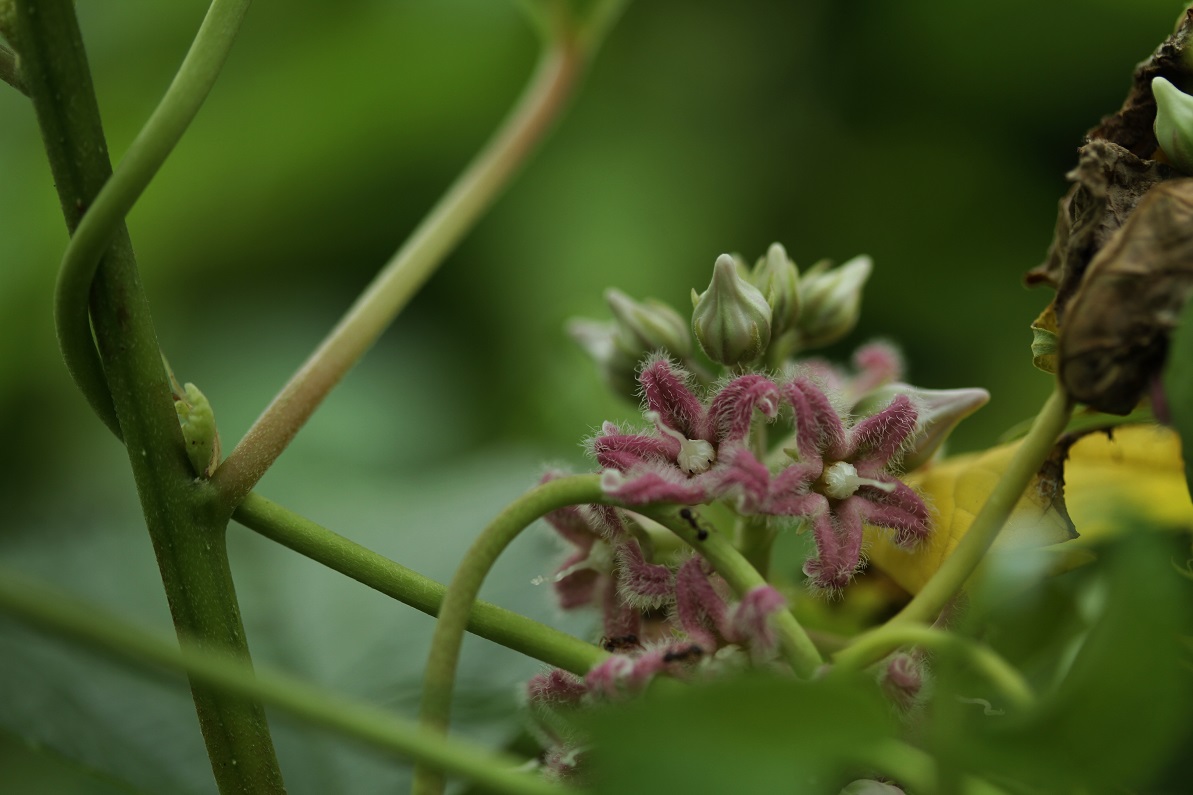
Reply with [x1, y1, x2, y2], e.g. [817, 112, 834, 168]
[212, 37, 587, 509]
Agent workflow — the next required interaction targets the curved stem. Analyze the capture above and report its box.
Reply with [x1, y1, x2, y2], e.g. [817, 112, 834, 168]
[213, 38, 586, 508]
[635, 505, 823, 679]
[51, 0, 251, 438]
[859, 740, 1010, 795]
[233, 492, 606, 675]
[16, 2, 285, 792]
[830, 626, 1034, 713]
[0, 568, 567, 795]
[413, 475, 608, 795]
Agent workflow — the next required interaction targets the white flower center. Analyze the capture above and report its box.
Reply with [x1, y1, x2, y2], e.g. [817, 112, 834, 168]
[646, 411, 716, 474]
[822, 461, 896, 500]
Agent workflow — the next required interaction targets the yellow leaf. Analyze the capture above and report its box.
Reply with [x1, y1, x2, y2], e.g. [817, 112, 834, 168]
[865, 424, 1192, 594]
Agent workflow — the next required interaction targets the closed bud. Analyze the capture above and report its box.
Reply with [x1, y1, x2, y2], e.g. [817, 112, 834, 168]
[796, 254, 872, 349]
[175, 382, 221, 478]
[604, 288, 692, 358]
[750, 242, 801, 337]
[854, 383, 990, 472]
[566, 318, 641, 400]
[1153, 76, 1193, 174]
[692, 253, 773, 366]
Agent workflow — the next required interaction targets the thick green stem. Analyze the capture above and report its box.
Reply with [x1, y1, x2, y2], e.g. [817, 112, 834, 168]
[829, 626, 1034, 712]
[213, 38, 586, 508]
[635, 505, 823, 678]
[734, 514, 777, 578]
[0, 568, 567, 795]
[836, 385, 1071, 669]
[413, 475, 609, 795]
[233, 492, 606, 674]
[13, 2, 284, 792]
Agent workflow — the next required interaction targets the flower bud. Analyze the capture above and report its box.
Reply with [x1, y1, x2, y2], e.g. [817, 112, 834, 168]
[604, 288, 692, 358]
[750, 242, 801, 337]
[566, 318, 641, 400]
[175, 382, 221, 478]
[692, 253, 773, 366]
[796, 254, 872, 349]
[854, 383, 990, 472]
[1153, 76, 1193, 174]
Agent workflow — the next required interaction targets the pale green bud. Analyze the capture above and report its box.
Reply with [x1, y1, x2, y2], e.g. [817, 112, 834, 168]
[175, 382, 221, 478]
[750, 242, 801, 337]
[692, 253, 773, 366]
[796, 254, 872, 349]
[605, 288, 692, 358]
[566, 317, 641, 399]
[854, 383, 990, 472]
[1153, 76, 1193, 174]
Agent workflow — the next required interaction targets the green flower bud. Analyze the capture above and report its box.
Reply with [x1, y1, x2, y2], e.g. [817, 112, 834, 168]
[796, 254, 872, 349]
[750, 242, 801, 337]
[692, 253, 773, 366]
[1153, 76, 1193, 174]
[605, 288, 692, 358]
[566, 317, 641, 400]
[175, 382, 221, 478]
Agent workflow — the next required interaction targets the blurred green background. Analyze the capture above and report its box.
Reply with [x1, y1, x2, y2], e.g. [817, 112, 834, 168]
[1, 1, 1188, 792]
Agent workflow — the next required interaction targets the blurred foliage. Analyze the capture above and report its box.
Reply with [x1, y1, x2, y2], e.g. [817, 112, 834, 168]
[2, 0, 1192, 792]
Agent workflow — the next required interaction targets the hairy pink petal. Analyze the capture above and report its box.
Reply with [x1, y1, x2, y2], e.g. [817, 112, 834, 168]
[593, 432, 678, 471]
[854, 480, 932, 547]
[850, 341, 904, 396]
[639, 358, 703, 438]
[674, 557, 726, 648]
[543, 503, 599, 549]
[600, 467, 711, 505]
[802, 506, 860, 590]
[615, 542, 675, 609]
[726, 585, 787, 653]
[527, 669, 587, 707]
[785, 378, 847, 461]
[849, 394, 918, 468]
[602, 567, 642, 640]
[704, 374, 780, 445]
[554, 565, 602, 610]
[715, 448, 773, 510]
[763, 475, 827, 517]
[584, 655, 636, 699]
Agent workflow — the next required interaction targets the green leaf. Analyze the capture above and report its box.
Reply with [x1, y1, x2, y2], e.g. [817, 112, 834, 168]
[935, 532, 1193, 792]
[1163, 295, 1193, 502]
[583, 673, 897, 795]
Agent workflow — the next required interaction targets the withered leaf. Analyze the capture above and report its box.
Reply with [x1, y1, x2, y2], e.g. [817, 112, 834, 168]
[1058, 179, 1193, 414]
[1027, 141, 1177, 318]
[1087, 8, 1193, 159]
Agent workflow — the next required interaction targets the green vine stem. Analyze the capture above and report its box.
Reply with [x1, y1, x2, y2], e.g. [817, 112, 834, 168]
[12, 1, 286, 792]
[0, 567, 567, 795]
[48, 0, 250, 438]
[860, 739, 1010, 795]
[212, 33, 589, 509]
[835, 384, 1072, 671]
[412, 478, 827, 794]
[828, 626, 1034, 713]
[734, 513, 778, 578]
[233, 492, 607, 674]
[413, 475, 609, 794]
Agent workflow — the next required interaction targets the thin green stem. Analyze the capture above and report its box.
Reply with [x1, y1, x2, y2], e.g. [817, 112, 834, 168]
[835, 385, 1071, 669]
[413, 475, 609, 795]
[233, 492, 606, 675]
[635, 505, 823, 679]
[15, 2, 284, 792]
[213, 38, 587, 508]
[734, 514, 777, 578]
[50, 0, 251, 438]
[0, 568, 567, 795]
[0, 42, 27, 95]
[859, 740, 1010, 795]
[891, 385, 1071, 626]
[829, 626, 1034, 712]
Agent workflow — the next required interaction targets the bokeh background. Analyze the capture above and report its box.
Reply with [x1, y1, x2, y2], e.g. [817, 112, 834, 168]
[0, 1, 1187, 792]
